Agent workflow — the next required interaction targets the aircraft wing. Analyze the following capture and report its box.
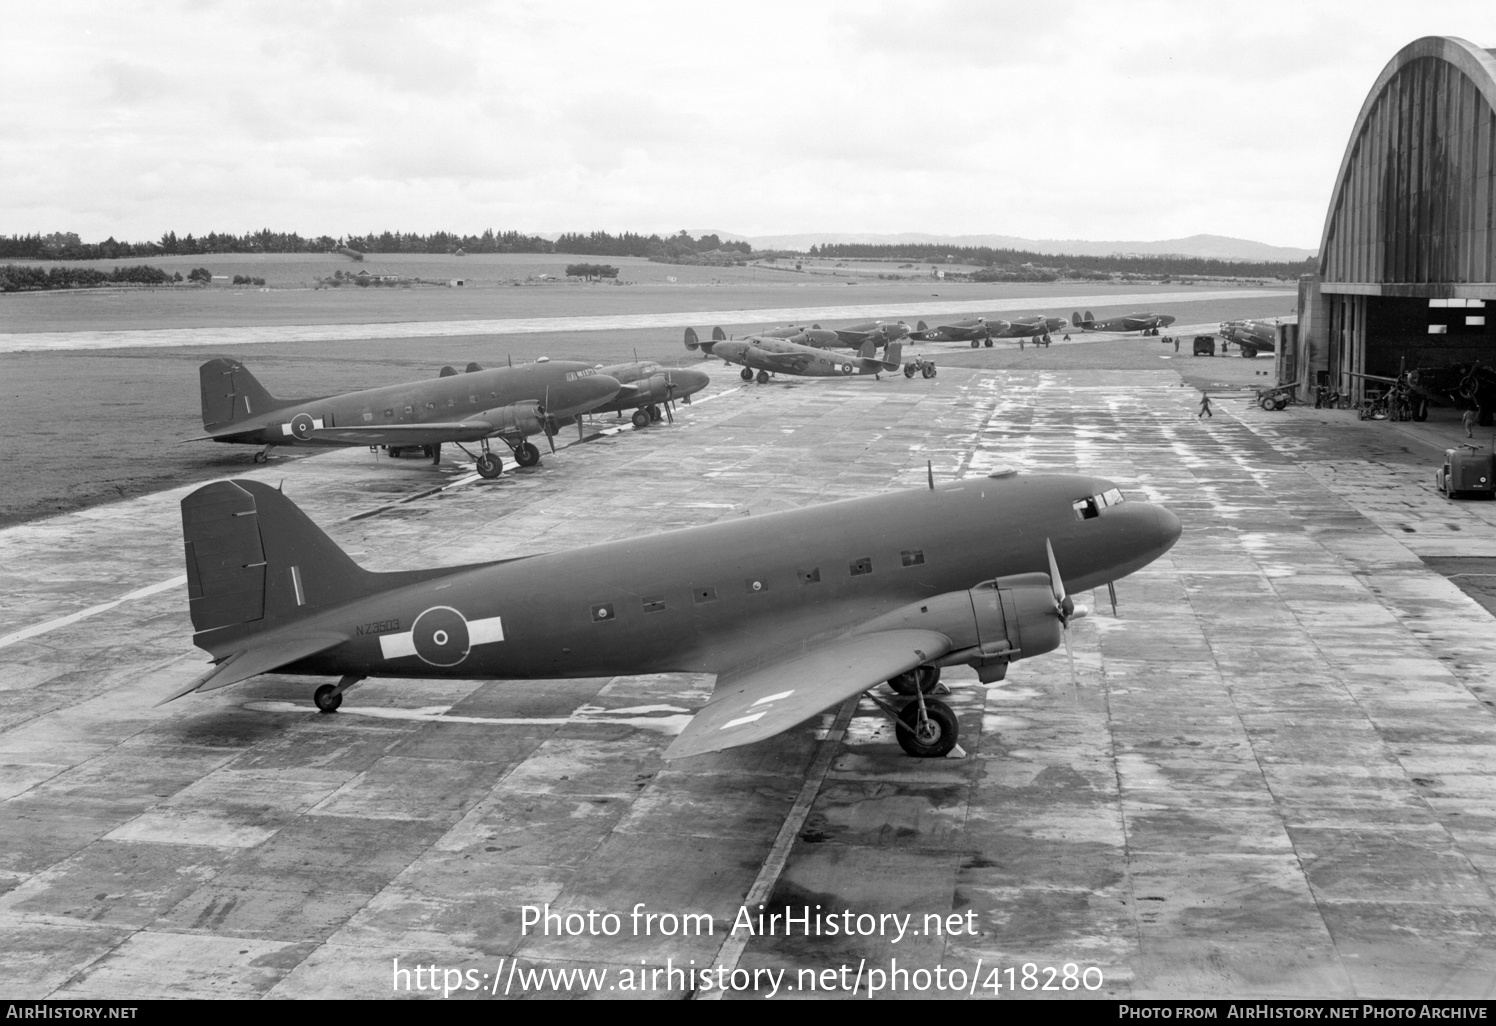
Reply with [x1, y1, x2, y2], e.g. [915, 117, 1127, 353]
[663, 628, 953, 760]
[156, 629, 348, 705]
[304, 422, 497, 445]
[755, 351, 815, 373]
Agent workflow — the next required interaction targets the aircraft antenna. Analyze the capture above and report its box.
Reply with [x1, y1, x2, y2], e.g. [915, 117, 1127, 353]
[927, 461, 934, 490]
[507, 354, 512, 368]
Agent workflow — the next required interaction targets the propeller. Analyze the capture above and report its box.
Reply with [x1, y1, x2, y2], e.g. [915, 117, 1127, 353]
[662, 371, 676, 424]
[1045, 538, 1090, 691]
[541, 387, 556, 453]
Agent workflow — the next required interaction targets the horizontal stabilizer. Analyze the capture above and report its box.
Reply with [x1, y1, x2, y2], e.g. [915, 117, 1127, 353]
[157, 630, 348, 706]
[664, 628, 953, 760]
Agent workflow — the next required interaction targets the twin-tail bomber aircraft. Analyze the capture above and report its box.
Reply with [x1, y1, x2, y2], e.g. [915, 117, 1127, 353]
[188, 357, 621, 478]
[1070, 310, 1177, 335]
[165, 470, 1181, 760]
[685, 327, 903, 383]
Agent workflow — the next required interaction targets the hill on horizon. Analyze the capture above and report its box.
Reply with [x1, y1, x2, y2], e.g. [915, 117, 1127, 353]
[676, 230, 1316, 263]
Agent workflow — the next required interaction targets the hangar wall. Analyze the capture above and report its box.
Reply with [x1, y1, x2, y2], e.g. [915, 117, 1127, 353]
[1298, 36, 1496, 404]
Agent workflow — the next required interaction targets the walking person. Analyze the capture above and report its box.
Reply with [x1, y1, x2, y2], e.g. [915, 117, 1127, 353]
[1198, 392, 1213, 419]
[1173, 336, 1180, 353]
[1464, 407, 1477, 438]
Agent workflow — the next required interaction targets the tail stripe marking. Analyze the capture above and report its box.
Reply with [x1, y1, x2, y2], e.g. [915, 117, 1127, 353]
[290, 565, 305, 606]
[379, 614, 504, 663]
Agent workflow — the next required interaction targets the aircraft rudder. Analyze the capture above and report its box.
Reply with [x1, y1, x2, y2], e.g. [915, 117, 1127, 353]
[199, 357, 283, 430]
[684, 327, 700, 351]
[182, 479, 375, 636]
[711, 326, 727, 342]
[885, 341, 903, 366]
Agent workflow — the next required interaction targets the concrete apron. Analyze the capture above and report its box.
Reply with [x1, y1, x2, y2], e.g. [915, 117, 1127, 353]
[0, 368, 1494, 998]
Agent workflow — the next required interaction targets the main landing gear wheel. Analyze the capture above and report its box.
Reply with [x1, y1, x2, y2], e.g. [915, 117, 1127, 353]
[888, 665, 941, 695]
[631, 409, 651, 429]
[740, 367, 754, 381]
[648, 404, 662, 422]
[897, 698, 957, 758]
[476, 452, 503, 479]
[970, 339, 980, 349]
[314, 684, 342, 713]
[514, 442, 541, 467]
[984, 338, 994, 347]
[755, 370, 771, 384]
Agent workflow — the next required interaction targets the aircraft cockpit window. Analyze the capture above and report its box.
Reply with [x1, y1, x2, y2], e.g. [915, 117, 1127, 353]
[1072, 497, 1101, 520]
[1100, 488, 1124, 507]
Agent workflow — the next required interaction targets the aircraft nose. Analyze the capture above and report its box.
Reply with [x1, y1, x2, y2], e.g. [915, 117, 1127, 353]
[1153, 503, 1182, 555]
[550, 373, 621, 418]
[675, 368, 711, 395]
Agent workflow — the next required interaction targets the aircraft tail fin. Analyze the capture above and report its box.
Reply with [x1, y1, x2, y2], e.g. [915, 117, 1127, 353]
[884, 341, 904, 367]
[182, 479, 377, 636]
[711, 326, 727, 342]
[916, 320, 928, 332]
[858, 339, 877, 359]
[1071, 310, 1094, 328]
[199, 358, 296, 431]
[684, 327, 702, 351]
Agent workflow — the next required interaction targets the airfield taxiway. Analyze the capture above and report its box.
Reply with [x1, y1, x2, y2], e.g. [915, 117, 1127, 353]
[4, 365, 1496, 999]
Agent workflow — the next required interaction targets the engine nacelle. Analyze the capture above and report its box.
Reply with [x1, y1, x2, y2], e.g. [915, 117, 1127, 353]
[480, 401, 545, 438]
[854, 572, 1063, 683]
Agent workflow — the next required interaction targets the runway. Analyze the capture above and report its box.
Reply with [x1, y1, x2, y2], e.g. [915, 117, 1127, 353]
[0, 289, 1292, 353]
[3, 366, 1495, 998]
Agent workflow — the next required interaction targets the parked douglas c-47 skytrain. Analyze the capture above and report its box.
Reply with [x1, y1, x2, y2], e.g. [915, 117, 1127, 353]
[1217, 320, 1279, 358]
[685, 327, 903, 383]
[164, 472, 1180, 760]
[188, 357, 621, 479]
[1071, 310, 1177, 335]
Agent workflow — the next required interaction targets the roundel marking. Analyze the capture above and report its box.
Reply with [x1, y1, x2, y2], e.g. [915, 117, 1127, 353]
[840, 363, 853, 375]
[411, 606, 471, 666]
[290, 413, 316, 440]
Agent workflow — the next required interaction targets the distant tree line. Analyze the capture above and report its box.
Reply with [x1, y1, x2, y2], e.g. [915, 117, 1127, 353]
[0, 229, 757, 262]
[0, 264, 178, 291]
[564, 263, 620, 280]
[807, 242, 1315, 280]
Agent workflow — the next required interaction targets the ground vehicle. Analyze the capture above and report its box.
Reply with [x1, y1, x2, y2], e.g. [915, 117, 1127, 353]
[1192, 336, 1216, 357]
[1256, 382, 1301, 411]
[1437, 445, 1496, 499]
[903, 356, 937, 379]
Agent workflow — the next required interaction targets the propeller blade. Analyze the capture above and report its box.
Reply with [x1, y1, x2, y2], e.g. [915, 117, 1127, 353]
[1045, 538, 1067, 611]
[542, 387, 556, 453]
[665, 400, 674, 424]
[1107, 581, 1118, 617]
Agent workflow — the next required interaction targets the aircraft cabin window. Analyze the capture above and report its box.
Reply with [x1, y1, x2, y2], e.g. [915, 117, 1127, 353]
[384, 408, 394, 418]
[447, 399, 456, 408]
[850, 557, 873, 577]
[642, 596, 665, 614]
[362, 412, 374, 422]
[591, 603, 615, 622]
[693, 586, 717, 604]
[744, 578, 768, 593]
[901, 550, 925, 567]
[798, 567, 821, 585]
[426, 402, 436, 411]
[1072, 498, 1101, 520]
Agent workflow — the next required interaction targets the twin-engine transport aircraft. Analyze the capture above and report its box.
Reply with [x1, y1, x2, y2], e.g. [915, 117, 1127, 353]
[165, 473, 1181, 760]
[1218, 320, 1278, 358]
[832, 320, 913, 348]
[685, 327, 903, 383]
[189, 358, 621, 479]
[995, 315, 1069, 344]
[562, 361, 711, 432]
[911, 318, 1009, 346]
[1070, 310, 1177, 335]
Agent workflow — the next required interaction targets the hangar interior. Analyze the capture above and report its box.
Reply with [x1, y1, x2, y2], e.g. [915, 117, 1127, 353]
[1294, 36, 1496, 411]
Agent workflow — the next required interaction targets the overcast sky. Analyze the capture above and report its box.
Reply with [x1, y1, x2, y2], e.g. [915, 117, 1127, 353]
[3, 1, 1491, 249]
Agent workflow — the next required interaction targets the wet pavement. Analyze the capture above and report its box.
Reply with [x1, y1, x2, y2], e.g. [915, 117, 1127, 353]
[1, 366, 1494, 999]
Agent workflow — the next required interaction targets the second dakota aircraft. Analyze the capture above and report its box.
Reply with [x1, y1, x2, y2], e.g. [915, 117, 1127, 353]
[165, 471, 1180, 760]
[189, 357, 620, 478]
[685, 327, 903, 383]
[1070, 310, 1177, 335]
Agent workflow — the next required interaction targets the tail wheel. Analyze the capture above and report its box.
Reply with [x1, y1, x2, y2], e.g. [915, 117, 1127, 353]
[313, 684, 342, 714]
[897, 699, 957, 758]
